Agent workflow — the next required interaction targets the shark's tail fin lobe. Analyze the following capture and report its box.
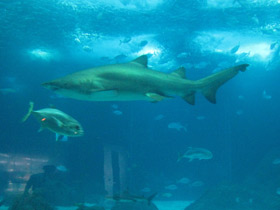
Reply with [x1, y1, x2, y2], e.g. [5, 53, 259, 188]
[147, 193, 157, 205]
[22, 101, 34, 122]
[197, 64, 249, 104]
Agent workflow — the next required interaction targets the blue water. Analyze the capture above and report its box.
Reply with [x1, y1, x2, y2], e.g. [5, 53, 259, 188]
[0, 0, 280, 209]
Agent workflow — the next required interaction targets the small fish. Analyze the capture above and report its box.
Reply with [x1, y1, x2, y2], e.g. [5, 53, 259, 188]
[56, 165, 68, 172]
[154, 114, 164, 120]
[194, 62, 208, 69]
[168, 122, 187, 132]
[113, 110, 123, 115]
[191, 181, 204, 187]
[230, 44, 240, 54]
[178, 147, 213, 162]
[107, 192, 157, 205]
[262, 90, 272, 100]
[74, 38, 81, 43]
[114, 54, 127, 61]
[141, 187, 151, 193]
[235, 197, 240, 203]
[164, 184, 178, 190]
[276, 188, 280, 195]
[236, 109, 243, 115]
[238, 95, 245, 100]
[272, 158, 280, 165]
[119, 37, 131, 45]
[196, 116, 205, 120]
[22, 102, 84, 141]
[0, 88, 17, 95]
[139, 40, 148, 47]
[177, 177, 190, 184]
[270, 42, 278, 50]
[177, 52, 189, 58]
[82, 45, 92, 52]
[111, 104, 118, 109]
[161, 193, 173, 198]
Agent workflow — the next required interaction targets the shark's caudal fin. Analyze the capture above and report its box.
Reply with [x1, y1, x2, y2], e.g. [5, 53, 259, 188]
[147, 193, 157, 205]
[177, 152, 184, 162]
[21, 102, 34, 122]
[183, 64, 249, 105]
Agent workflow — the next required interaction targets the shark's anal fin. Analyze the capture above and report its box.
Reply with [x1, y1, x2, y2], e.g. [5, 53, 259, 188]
[201, 87, 218, 104]
[182, 92, 195, 105]
[146, 93, 166, 102]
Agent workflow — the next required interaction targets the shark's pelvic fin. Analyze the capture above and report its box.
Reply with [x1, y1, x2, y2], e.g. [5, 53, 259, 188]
[131, 55, 148, 67]
[146, 92, 167, 102]
[22, 101, 34, 122]
[171, 67, 186, 78]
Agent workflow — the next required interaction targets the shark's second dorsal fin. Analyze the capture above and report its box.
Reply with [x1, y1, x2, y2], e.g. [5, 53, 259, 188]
[131, 55, 148, 67]
[171, 67, 186, 78]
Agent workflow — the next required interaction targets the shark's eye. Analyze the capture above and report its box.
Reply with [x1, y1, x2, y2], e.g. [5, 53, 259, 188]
[75, 125, 80, 130]
[41, 118, 46, 122]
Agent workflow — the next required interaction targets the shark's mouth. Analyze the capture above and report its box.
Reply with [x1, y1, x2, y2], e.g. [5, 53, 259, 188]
[41, 82, 60, 91]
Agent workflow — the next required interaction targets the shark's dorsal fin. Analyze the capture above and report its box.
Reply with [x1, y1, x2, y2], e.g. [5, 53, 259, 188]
[171, 67, 186, 78]
[131, 55, 148, 67]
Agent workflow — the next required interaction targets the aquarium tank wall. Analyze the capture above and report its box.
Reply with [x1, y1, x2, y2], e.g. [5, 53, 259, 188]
[0, 0, 280, 210]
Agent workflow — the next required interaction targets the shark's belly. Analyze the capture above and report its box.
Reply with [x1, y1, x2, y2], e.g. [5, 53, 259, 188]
[57, 89, 154, 101]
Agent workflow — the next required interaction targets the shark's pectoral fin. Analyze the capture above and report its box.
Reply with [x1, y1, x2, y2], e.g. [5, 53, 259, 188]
[146, 93, 170, 102]
[202, 87, 218, 104]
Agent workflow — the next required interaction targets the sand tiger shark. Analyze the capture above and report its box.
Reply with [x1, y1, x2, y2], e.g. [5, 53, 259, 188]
[42, 55, 249, 105]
